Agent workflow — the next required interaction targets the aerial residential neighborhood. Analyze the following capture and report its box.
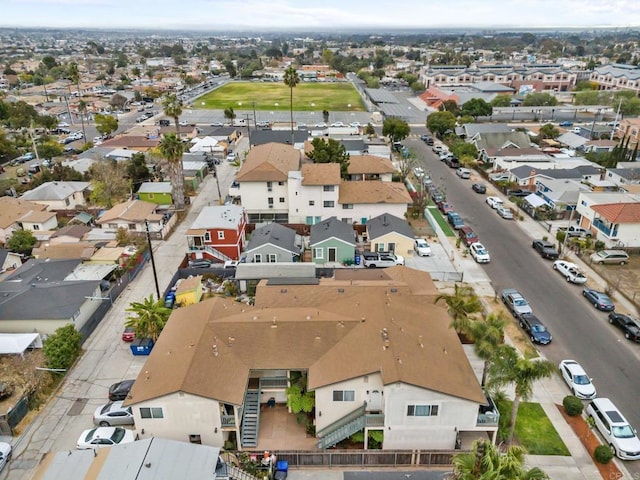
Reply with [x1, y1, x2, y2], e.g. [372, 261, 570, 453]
[2, 5, 640, 479]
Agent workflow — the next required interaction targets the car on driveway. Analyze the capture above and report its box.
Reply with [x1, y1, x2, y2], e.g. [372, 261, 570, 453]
[532, 239, 559, 260]
[582, 288, 615, 311]
[607, 313, 640, 342]
[414, 238, 432, 257]
[517, 313, 552, 345]
[506, 189, 533, 198]
[589, 249, 629, 265]
[472, 183, 486, 194]
[469, 242, 490, 263]
[496, 206, 514, 219]
[93, 401, 134, 426]
[486, 196, 503, 209]
[559, 360, 596, 399]
[501, 289, 533, 316]
[553, 260, 587, 284]
[108, 379, 135, 401]
[76, 427, 135, 449]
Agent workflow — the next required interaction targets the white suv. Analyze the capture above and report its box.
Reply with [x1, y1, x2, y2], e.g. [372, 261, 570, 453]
[586, 398, 640, 460]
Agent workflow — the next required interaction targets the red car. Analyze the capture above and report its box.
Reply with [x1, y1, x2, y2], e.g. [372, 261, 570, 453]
[458, 226, 479, 247]
[121, 327, 136, 342]
[437, 201, 455, 214]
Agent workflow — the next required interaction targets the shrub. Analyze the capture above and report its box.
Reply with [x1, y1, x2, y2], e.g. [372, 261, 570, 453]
[43, 324, 82, 371]
[594, 444, 614, 464]
[562, 395, 584, 417]
[594, 240, 606, 251]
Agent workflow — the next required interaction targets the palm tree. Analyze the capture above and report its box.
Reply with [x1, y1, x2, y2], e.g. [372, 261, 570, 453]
[158, 132, 186, 210]
[434, 284, 483, 337]
[223, 107, 236, 125]
[283, 65, 300, 146]
[77, 99, 87, 144]
[161, 93, 183, 134]
[66, 62, 80, 126]
[125, 295, 171, 342]
[452, 439, 548, 479]
[487, 345, 555, 445]
[467, 313, 506, 387]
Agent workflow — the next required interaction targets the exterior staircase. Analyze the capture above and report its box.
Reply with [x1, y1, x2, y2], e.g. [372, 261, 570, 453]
[240, 389, 260, 448]
[198, 245, 233, 263]
[316, 402, 367, 449]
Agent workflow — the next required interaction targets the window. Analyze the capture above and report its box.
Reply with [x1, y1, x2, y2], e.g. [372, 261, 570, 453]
[309, 200, 315, 206]
[140, 407, 164, 419]
[205, 232, 211, 242]
[148, 193, 154, 199]
[278, 181, 284, 186]
[109, 224, 118, 229]
[268, 197, 274, 205]
[407, 404, 439, 417]
[279, 197, 285, 203]
[323, 185, 335, 192]
[267, 254, 277, 263]
[267, 181, 273, 192]
[128, 223, 135, 230]
[32, 225, 40, 230]
[65, 198, 70, 206]
[314, 248, 323, 259]
[217, 231, 225, 240]
[333, 390, 355, 402]
[323, 201, 335, 208]
[254, 254, 262, 263]
[342, 204, 354, 209]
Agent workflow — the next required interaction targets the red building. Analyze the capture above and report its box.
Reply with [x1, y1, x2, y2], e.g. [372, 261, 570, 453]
[186, 205, 247, 262]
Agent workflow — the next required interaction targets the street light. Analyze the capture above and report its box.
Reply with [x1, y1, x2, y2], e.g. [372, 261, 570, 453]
[144, 220, 161, 300]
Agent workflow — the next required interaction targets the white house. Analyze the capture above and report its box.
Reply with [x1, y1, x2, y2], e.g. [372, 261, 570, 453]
[0, 197, 56, 243]
[287, 164, 341, 224]
[575, 191, 640, 247]
[20, 181, 90, 210]
[125, 268, 496, 451]
[96, 199, 164, 234]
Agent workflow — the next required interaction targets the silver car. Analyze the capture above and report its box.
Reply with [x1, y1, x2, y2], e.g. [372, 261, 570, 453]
[590, 249, 629, 265]
[93, 401, 134, 426]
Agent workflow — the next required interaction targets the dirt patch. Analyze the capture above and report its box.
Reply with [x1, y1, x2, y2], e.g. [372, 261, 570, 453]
[557, 405, 623, 480]
[0, 350, 55, 416]
[409, 214, 435, 238]
[482, 298, 539, 358]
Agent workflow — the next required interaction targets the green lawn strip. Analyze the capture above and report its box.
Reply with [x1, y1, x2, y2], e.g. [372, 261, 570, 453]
[194, 82, 364, 111]
[496, 399, 570, 455]
[426, 204, 455, 237]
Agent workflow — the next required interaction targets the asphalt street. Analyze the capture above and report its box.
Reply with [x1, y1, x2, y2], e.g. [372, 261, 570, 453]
[406, 136, 640, 478]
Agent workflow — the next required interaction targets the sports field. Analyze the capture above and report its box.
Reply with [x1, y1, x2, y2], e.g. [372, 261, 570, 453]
[195, 81, 365, 111]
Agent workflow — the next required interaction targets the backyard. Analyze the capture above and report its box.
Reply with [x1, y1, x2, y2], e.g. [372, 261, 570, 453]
[195, 82, 365, 111]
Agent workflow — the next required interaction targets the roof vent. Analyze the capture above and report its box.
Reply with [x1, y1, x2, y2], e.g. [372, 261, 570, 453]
[381, 328, 389, 342]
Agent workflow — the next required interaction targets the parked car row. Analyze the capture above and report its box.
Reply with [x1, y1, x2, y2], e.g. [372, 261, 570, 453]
[501, 288, 552, 345]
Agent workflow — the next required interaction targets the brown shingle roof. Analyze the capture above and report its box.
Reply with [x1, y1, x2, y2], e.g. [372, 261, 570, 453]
[347, 155, 395, 174]
[125, 268, 485, 407]
[235, 143, 300, 182]
[301, 163, 341, 185]
[592, 202, 640, 223]
[97, 200, 157, 224]
[100, 135, 160, 150]
[32, 242, 96, 260]
[338, 181, 412, 205]
[19, 209, 57, 223]
[0, 197, 48, 228]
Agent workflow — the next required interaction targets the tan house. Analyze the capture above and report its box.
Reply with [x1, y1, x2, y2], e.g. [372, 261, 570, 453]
[0, 197, 56, 244]
[617, 118, 640, 148]
[125, 268, 496, 451]
[366, 213, 416, 254]
[100, 135, 160, 152]
[96, 199, 164, 235]
[346, 155, 396, 182]
[338, 181, 412, 223]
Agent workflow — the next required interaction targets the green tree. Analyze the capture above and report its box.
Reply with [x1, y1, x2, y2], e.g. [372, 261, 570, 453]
[161, 93, 184, 134]
[283, 65, 300, 146]
[452, 439, 549, 479]
[487, 345, 555, 445]
[574, 90, 610, 106]
[522, 92, 558, 107]
[88, 159, 131, 207]
[467, 313, 506, 387]
[36, 140, 63, 160]
[223, 107, 236, 124]
[492, 95, 512, 107]
[43, 324, 83, 371]
[127, 152, 151, 190]
[7, 229, 37, 255]
[461, 98, 493, 120]
[382, 117, 410, 143]
[449, 139, 478, 161]
[125, 295, 171, 342]
[434, 284, 483, 336]
[427, 111, 457, 138]
[439, 99, 460, 116]
[94, 113, 118, 137]
[307, 137, 350, 179]
[538, 123, 560, 139]
[286, 371, 315, 414]
[158, 132, 186, 209]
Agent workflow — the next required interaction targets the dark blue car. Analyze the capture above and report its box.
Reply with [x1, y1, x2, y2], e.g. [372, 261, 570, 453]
[583, 288, 615, 311]
[518, 313, 552, 345]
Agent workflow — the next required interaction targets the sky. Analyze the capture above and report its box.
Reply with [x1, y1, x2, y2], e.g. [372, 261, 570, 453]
[3, 0, 640, 30]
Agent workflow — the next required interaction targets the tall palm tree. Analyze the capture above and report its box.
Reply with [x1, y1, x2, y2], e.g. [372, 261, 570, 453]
[283, 65, 300, 146]
[452, 439, 549, 479]
[434, 284, 483, 337]
[161, 93, 183, 134]
[77, 99, 87, 144]
[223, 107, 236, 125]
[158, 132, 186, 210]
[66, 62, 80, 126]
[487, 345, 555, 445]
[467, 313, 506, 387]
[125, 295, 171, 342]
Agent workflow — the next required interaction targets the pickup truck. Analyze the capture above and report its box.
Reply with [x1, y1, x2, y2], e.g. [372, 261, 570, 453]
[362, 252, 405, 268]
[501, 289, 533, 317]
[558, 225, 592, 238]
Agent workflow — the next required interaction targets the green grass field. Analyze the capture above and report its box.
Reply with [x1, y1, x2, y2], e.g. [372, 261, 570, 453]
[194, 82, 364, 111]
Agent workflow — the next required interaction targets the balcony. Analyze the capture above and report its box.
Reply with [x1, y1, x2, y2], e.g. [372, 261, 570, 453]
[593, 218, 617, 238]
[477, 393, 500, 427]
[221, 414, 236, 428]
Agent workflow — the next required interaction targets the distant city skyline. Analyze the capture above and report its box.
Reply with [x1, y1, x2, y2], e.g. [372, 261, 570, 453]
[2, 0, 639, 30]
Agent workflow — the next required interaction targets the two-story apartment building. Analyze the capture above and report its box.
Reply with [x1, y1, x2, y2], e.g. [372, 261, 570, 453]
[575, 191, 640, 247]
[589, 64, 640, 97]
[187, 205, 248, 262]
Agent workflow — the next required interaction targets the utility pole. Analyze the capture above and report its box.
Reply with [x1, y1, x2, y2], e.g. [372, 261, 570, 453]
[243, 113, 252, 149]
[144, 220, 161, 300]
[209, 146, 222, 204]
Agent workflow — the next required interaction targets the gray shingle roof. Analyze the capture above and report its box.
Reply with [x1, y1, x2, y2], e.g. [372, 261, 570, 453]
[310, 217, 356, 245]
[249, 129, 309, 146]
[21, 181, 89, 201]
[367, 213, 414, 240]
[245, 223, 299, 254]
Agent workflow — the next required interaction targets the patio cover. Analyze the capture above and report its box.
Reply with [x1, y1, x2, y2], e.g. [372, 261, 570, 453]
[0, 333, 42, 355]
[524, 193, 548, 207]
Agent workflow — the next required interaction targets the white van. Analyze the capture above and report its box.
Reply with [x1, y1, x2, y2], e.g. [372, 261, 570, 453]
[586, 397, 640, 460]
[456, 168, 471, 179]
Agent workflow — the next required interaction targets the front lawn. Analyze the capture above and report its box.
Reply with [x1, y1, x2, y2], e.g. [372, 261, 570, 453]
[496, 399, 570, 455]
[195, 82, 365, 111]
[426, 204, 455, 237]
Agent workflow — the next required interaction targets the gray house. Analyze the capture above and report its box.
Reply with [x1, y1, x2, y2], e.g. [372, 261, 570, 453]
[310, 217, 356, 265]
[243, 223, 301, 263]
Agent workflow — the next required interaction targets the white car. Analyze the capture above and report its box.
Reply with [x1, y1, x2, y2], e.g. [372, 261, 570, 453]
[314, 122, 327, 128]
[559, 360, 596, 399]
[586, 398, 640, 460]
[77, 426, 135, 449]
[496, 206, 514, 219]
[469, 242, 491, 263]
[413, 166, 425, 177]
[0, 442, 11, 473]
[553, 260, 587, 284]
[414, 238, 432, 257]
[330, 122, 345, 127]
[93, 401, 134, 427]
[486, 196, 504, 209]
